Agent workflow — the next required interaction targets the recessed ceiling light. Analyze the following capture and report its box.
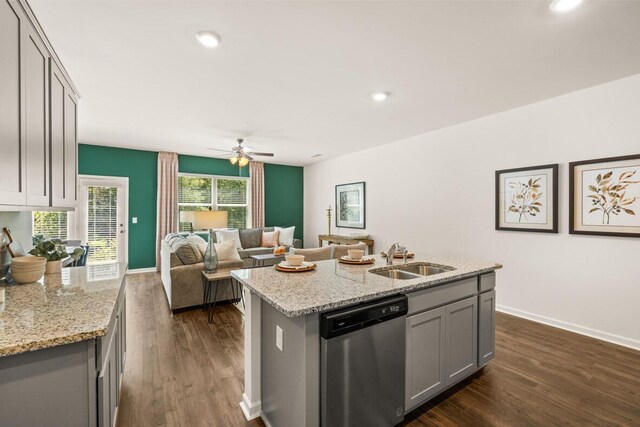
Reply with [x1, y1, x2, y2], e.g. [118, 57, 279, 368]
[371, 92, 389, 102]
[196, 31, 221, 48]
[549, 0, 583, 12]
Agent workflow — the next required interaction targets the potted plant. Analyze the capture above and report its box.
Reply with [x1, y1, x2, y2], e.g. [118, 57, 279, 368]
[29, 239, 85, 274]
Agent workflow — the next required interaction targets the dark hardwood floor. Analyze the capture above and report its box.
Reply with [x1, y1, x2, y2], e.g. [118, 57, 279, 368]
[117, 273, 640, 427]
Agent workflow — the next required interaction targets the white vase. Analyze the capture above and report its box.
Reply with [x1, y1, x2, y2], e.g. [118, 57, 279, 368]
[45, 260, 62, 274]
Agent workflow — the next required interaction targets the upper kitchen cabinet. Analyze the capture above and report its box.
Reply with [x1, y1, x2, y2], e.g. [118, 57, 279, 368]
[0, 0, 27, 205]
[50, 60, 78, 207]
[24, 20, 50, 207]
[0, 0, 79, 210]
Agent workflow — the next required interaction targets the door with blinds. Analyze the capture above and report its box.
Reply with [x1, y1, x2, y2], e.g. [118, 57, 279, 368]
[76, 176, 128, 265]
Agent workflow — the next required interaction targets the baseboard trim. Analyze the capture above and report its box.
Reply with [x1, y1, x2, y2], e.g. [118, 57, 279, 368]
[497, 304, 640, 351]
[126, 267, 157, 274]
[239, 393, 262, 421]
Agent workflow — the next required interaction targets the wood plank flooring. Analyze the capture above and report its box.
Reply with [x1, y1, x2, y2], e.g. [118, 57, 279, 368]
[117, 273, 640, 427]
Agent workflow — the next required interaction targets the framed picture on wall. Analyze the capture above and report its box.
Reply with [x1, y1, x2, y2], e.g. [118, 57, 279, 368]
[570, 154, 640, 237]
[495, 164, 559, 233]
[335, 182, 366, 229]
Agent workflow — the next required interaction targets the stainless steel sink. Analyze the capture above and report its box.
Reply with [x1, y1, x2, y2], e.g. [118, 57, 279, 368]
[370, 269, 422, 280]
[397, 264, 452, 276]
[369, 263, 455, 280]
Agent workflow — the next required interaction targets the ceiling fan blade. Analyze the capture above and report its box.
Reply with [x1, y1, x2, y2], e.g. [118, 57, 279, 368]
[207, 148, 235, 154]
[251, 152, 275, 157]
[244, 154, 254, 161]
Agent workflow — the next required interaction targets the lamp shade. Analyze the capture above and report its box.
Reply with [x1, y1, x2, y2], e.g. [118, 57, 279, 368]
[193, 210, 228, 230]
[179, 211, 195, 224]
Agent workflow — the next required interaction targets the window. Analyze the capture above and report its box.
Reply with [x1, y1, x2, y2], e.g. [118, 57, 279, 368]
[33, 211, 69, 241]
[87, 186, 119, 264]
[178, 174, 249, 231]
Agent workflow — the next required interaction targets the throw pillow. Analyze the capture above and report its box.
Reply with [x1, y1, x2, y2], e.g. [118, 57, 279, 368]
[174, 240, 203, 265]
[275, 226, 295, 246]
[215, 229, 243, 250]
[214, 239, 242, 262]
[186, 234, 208, 256]
[261, 230, 280, 248]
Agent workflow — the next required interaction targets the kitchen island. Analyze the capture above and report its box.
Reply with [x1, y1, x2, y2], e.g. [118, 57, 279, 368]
[0, 262, 128, 426]
[232, 254, 501, 427]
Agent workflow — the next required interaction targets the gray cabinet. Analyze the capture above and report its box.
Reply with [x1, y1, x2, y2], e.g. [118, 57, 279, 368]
[50, 59, 78, 207]
[405, 306, 446, 409]
[24, 19, 50, 206]
[444, 296, 478, 384]
[478, 290, 496, 367]
[0, 0, 26, 205]
[0, 0, 78, 210]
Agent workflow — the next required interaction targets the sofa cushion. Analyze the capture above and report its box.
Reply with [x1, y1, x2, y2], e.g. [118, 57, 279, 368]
[275, 226, 295, 246]
[215, 240, 242, 262]
[216, 229, 243, 249]
[239, 228, 262, 249]
[237, 247, 274, 259]
[261, 230, 279, 247]
[173, 240, 203, 265]
[186, 234, 208, 255]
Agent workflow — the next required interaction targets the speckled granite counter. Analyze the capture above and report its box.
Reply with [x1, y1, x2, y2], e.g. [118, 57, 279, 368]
[232, 254, 501, 317]
[0, 262, 127, 357]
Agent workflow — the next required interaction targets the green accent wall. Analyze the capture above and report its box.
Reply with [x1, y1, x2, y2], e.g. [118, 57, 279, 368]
[78, 144, 303, 269]
[264, 163, 304, 240]
[78, 145, 158, 269]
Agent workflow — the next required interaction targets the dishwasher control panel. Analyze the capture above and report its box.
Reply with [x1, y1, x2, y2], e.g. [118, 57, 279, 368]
[320, 294, 408, 339]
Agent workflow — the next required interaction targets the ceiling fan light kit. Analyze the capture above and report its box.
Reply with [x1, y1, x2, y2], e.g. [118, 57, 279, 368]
[207, 138, 274, 171]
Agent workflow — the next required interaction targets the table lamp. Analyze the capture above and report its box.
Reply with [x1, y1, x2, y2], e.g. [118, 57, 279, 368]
[193, 211, 228, 273]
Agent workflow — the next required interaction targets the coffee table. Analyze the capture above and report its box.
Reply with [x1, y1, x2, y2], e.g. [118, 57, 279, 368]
[250, 253, 286, 267]
[201, 269, 243, 323]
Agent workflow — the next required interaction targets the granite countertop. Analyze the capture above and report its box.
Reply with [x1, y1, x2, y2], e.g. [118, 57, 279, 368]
[232, 254, 501, 318]
[0, 262, 128, 357]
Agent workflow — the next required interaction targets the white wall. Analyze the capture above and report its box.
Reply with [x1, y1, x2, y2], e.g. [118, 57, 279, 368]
[304, 74, 640, 349]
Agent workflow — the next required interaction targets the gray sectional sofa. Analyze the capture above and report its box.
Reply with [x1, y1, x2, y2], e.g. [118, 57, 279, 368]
[160, 227, 301, 311]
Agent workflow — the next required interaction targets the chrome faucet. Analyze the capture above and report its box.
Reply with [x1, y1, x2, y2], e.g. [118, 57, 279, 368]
[386, 243, 399, 265]
[402, 248, 409, 263]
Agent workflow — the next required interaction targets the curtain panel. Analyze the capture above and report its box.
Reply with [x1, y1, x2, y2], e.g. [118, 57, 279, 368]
[250, 161, 265, 228]
[156, 152, 178, 271]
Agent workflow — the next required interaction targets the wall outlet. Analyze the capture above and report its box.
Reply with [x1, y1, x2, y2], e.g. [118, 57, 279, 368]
[132, 217, 138, 224]
[276, 325, 283, 352]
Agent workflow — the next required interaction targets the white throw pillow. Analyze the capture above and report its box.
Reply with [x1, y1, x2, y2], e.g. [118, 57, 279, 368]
[215, 229, 243, 250]
[275, 226, 295, 246]
[214, 239, 242, 262]
[186, 234, 208, 255]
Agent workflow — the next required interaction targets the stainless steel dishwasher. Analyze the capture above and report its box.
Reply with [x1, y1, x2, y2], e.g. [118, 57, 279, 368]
[320, 294, 408, 427]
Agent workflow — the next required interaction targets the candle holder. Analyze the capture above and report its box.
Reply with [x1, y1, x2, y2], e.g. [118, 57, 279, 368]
[327, 207, 332, 236]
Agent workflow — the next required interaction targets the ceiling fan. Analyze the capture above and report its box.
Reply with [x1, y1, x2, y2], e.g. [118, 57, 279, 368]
[207, 138, 274, 168]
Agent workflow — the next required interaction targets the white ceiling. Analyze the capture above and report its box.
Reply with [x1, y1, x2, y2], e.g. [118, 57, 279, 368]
[30, 0, 640, 166]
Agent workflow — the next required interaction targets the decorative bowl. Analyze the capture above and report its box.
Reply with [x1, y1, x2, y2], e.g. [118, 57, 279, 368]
[285, 254, 305, 267]
[347, 249, 365, 260]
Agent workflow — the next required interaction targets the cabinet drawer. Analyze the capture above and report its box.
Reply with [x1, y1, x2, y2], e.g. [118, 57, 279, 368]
[406, 277, 477, 316]
[479, 272, 496, 292]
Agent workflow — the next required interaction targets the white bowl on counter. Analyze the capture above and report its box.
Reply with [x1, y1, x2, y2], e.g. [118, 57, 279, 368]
[11, 256, 47, 284]
[285, 254, 305, 267]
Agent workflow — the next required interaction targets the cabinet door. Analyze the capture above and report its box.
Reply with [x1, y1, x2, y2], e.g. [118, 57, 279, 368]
[24, 21, 50, 206]
[50, 60, 66, 206]
[64, 90, 78, 203]
[405, 306, 446, 410]
[478, 290, 496, 367]
[98, 316, 118, 427]
[0, 0, 26, 205]
[445, 296, 478, 384]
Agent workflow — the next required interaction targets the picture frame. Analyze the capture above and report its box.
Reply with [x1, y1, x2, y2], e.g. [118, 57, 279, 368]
[335, 181, 366, 229]
[569, 154, 640, 237]
[495, 164, 559, 233]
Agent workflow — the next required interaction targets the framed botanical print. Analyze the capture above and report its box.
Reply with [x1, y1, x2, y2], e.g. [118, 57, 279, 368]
[570, 154, 640, 237]
[335, 182, 365, 229]
[495, 164, 558, 233]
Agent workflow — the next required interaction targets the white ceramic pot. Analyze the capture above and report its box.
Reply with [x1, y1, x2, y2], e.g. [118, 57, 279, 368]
[45, 259, 62, 274]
